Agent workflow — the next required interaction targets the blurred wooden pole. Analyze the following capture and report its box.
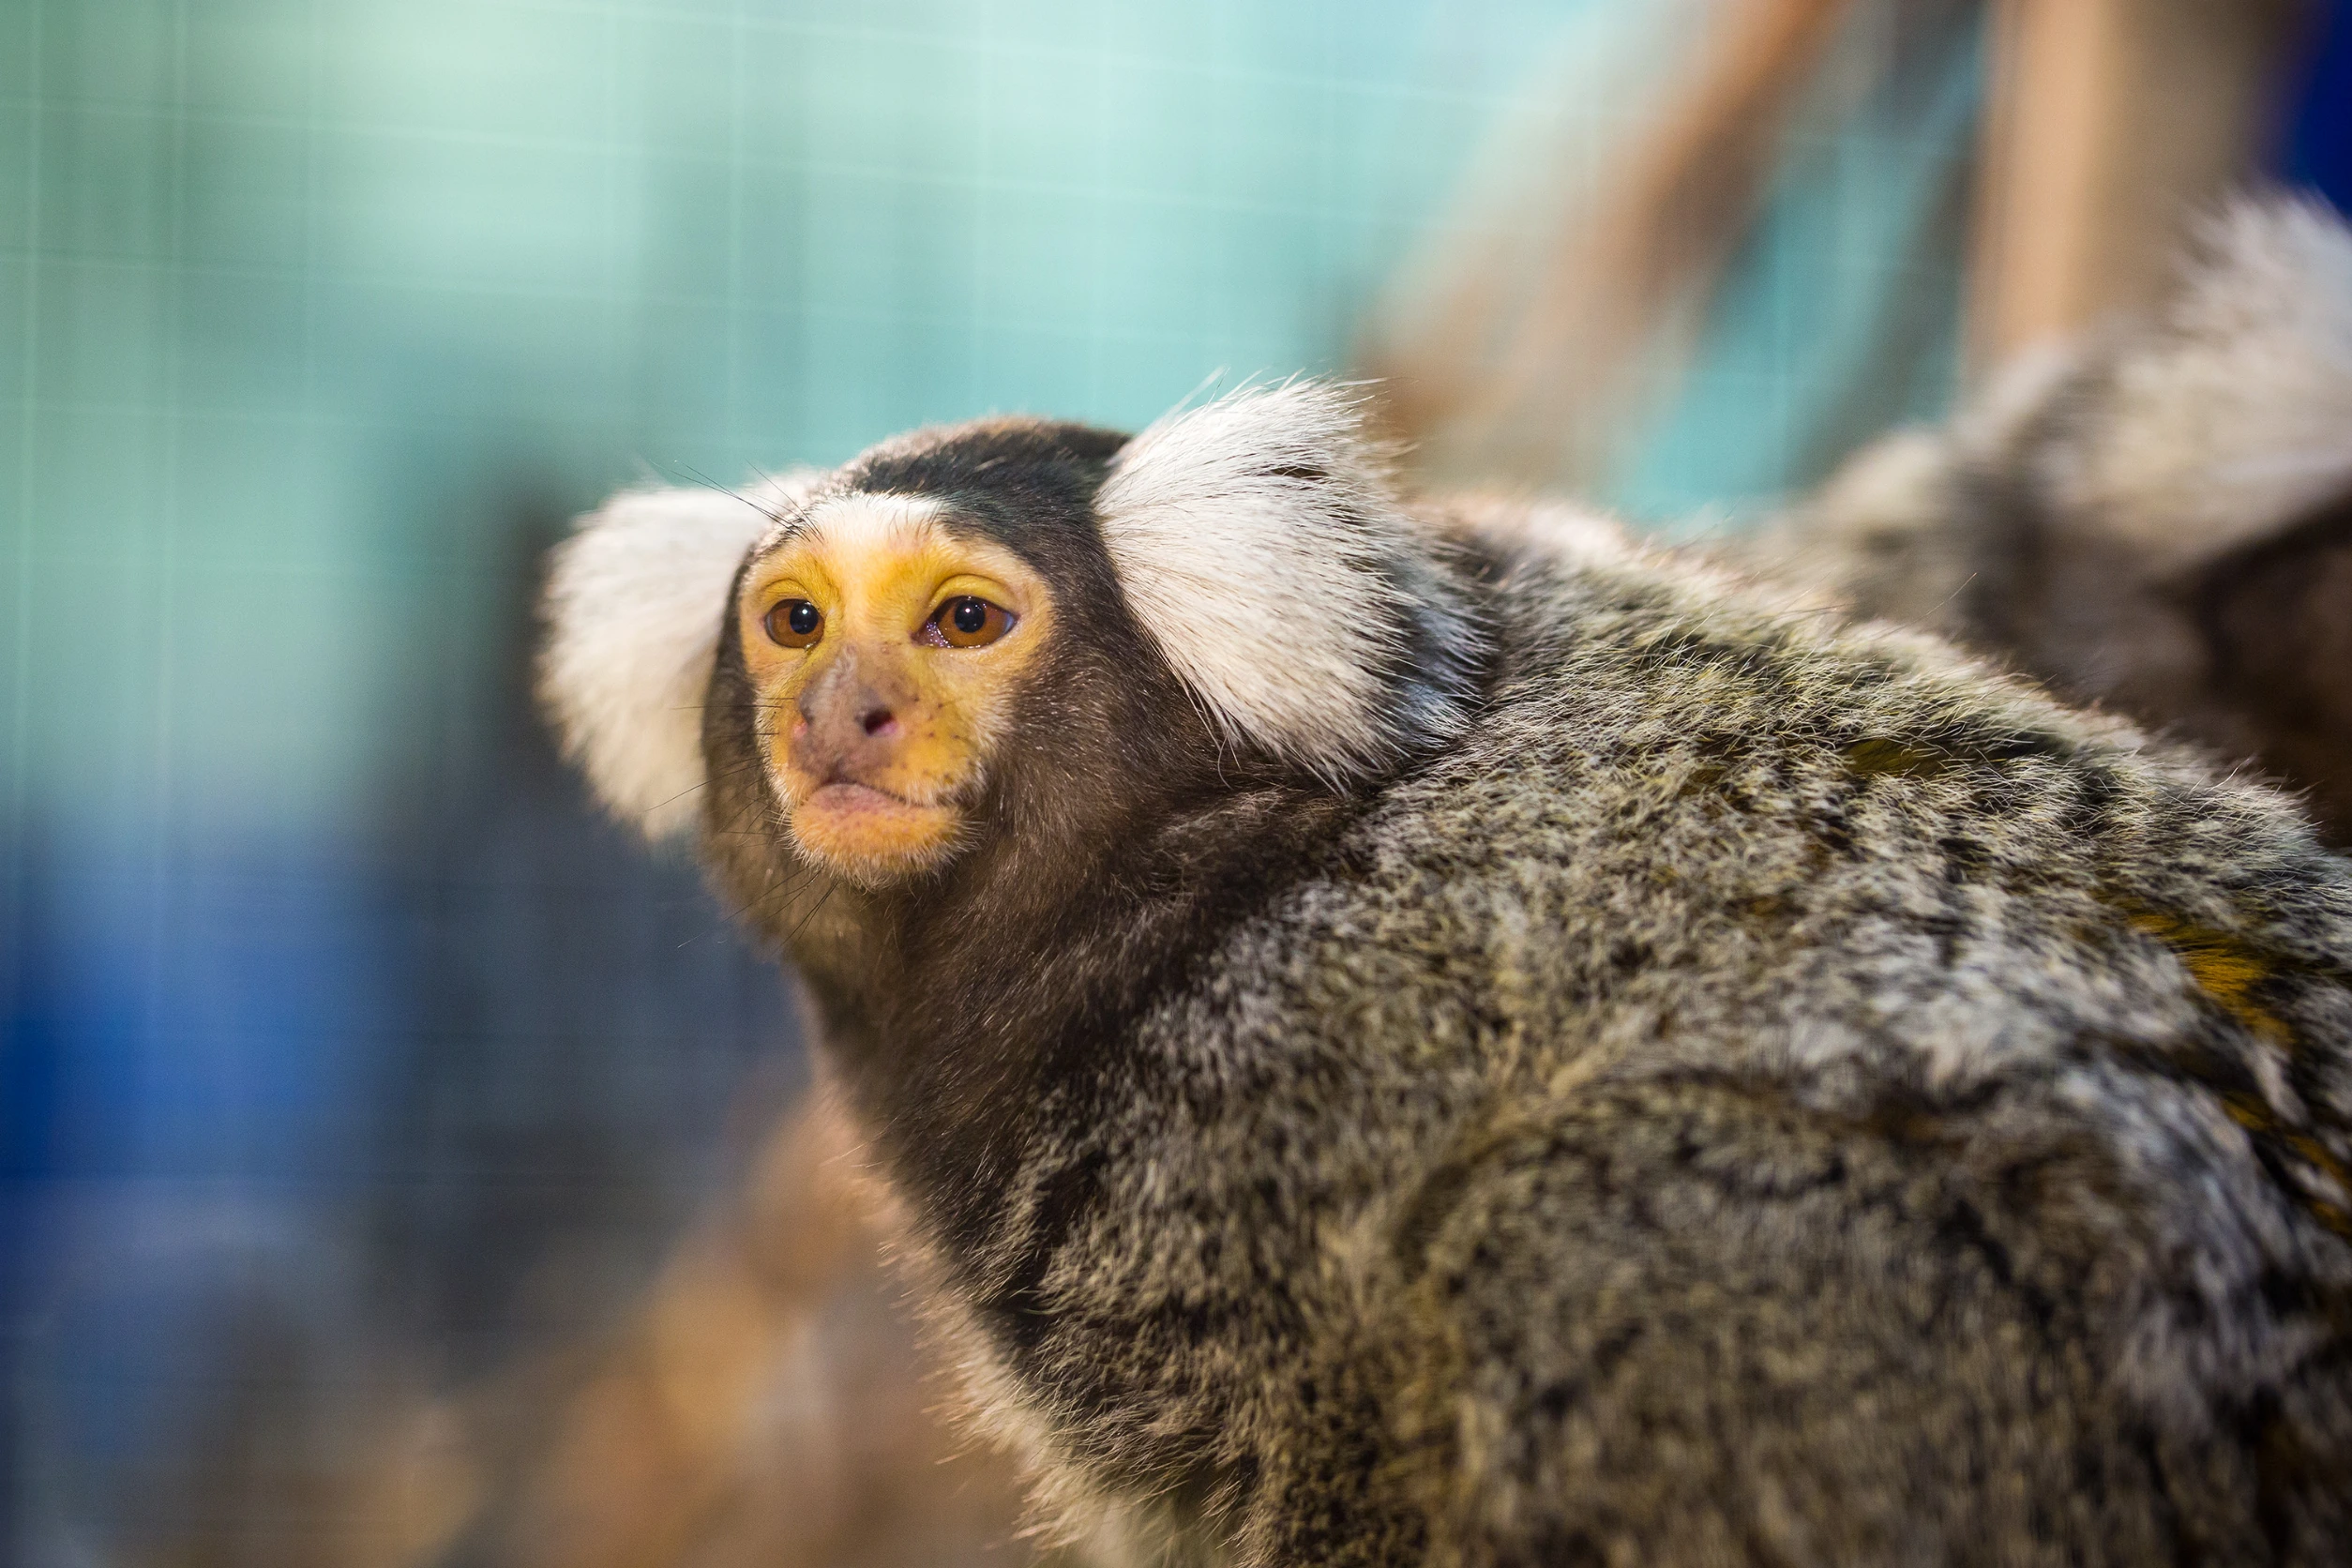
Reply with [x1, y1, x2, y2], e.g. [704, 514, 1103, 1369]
[1968, 0, 2307, 373]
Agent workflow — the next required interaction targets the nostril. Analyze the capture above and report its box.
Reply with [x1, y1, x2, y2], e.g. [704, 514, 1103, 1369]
[859, 706, 897, 738]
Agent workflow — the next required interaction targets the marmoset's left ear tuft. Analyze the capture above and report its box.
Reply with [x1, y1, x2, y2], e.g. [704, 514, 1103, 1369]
[539, 472, 818, 839]
[1094, 380, 1484, 784]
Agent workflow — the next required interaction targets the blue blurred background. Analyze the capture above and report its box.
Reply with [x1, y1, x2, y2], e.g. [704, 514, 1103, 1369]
[3, 0, 2344, 1561]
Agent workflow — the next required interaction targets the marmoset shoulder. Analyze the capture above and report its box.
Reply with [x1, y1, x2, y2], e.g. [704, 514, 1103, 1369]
[541, 380, 2352, 1567]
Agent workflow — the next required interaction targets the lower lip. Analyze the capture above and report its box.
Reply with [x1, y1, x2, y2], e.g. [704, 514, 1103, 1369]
[794, 785, 950, 832]
[805, 781, 932, 820]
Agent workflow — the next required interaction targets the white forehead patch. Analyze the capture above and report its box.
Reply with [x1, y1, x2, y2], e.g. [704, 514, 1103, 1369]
[1094, 381, 1483, 784]
[783, 490, 946, 561]
[539, 470, 819, 840]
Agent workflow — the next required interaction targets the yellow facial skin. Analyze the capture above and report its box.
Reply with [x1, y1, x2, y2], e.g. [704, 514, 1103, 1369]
[736, 496, 1053, 884]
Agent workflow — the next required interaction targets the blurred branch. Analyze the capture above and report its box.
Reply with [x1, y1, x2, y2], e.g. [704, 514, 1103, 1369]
[354, 1089, 1051, 1568]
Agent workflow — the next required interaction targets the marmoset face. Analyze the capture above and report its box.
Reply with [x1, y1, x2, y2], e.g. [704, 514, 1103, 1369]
[541, 388, 1484, 923]
[735, 490, 1058, 884]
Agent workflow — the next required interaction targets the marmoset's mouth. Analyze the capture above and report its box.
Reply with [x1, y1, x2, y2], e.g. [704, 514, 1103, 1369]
[803, 759, 958, 809]
[808, 778, 916, 812]
[787, 774, 965, 881]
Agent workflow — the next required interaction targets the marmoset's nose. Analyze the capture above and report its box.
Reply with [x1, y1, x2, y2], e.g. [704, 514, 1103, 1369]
[792, 651, 916, 777]
[802, 686, 897, 750]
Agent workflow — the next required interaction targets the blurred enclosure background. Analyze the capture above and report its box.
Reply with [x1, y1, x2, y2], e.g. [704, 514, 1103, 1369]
[4, 1, 2348, 1564]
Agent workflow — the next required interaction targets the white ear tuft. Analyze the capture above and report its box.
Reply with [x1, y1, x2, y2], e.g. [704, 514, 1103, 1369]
[2062, 193, 2352, 577]
[1094, 381, 1483, 784]
[539, 472, 818, 839]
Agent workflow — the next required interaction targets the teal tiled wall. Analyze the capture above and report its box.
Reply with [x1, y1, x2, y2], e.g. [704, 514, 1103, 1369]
[3, 0, 1589, 826]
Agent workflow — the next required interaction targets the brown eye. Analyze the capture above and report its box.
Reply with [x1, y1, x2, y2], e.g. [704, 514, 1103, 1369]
[927, 595, 1014, 649]
[764, 597, 822, 649]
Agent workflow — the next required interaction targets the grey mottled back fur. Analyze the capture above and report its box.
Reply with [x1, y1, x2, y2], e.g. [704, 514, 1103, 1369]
[912, 531, 2352, 1566]
[546, 371, 2352, 1565]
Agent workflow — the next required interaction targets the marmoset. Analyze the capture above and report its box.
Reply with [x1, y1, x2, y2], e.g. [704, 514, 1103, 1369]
[541, 376, 2352, 1566]
[1744, 195, 2352, 844]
